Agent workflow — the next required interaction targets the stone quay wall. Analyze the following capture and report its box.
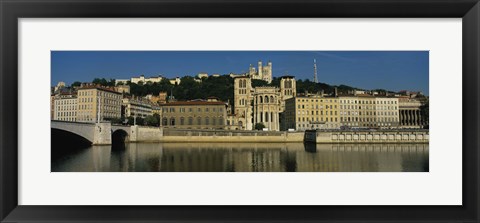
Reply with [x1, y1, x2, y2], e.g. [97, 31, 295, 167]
[304, 130, 429, 144]
[129, 126, 429, 144]
[131, 127, 304, 143]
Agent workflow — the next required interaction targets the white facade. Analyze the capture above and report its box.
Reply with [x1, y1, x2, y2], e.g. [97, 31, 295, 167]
[115, 75, 163, 85]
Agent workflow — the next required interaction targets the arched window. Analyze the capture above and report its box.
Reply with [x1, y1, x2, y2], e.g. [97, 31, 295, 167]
[162, 118, 168, 126]
[259, 96, 263, 103]
[219, 118, 224, 125]
[205, 117, 210, 125]
[188, 117, 193, 125]
[212, 118, 216, 126]
[180, 117, 185, 125]
[270, 96, 274, 103]
[197, 117, 202, 125]
[265, 96, 269, 103]
[170, 118, 175, 126]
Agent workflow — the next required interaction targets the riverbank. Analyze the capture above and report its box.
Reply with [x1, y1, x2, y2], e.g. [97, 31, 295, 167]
[128, 126, 429, 144]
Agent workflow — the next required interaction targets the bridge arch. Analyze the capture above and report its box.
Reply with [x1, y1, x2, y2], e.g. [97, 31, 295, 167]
[112, 129, 129, 150]
[51, 128, 92, 160]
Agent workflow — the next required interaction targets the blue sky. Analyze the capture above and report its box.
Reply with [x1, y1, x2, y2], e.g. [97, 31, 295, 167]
[51, 51, 429, 94]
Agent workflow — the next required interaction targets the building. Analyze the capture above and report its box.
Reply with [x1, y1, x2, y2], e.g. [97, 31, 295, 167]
[374, 97, 399, 128]
[284, 96, 340, 131]
[169, 77, 181, 85]
[253, 87, 280, 131]
[338, 95, 399, 129]
[339, 95, 375, 129]
[146, 92, 167, 104]
[76, 86, 122, 122]
[233, 76, 254, 130]
[248, 60, 273, 84]
[114, 85, 130, 94]
[54, 81, 66, 92]
[398, 97, 426, 128]
[50, 94, 56, 119]
[115, 75, 163, 85]
[53, 93, 77, 122]
[160, 99, 227, 129]
[122, 96, 153, 119]
[232, 75, 296, 131]
[197, 72, 208, 79]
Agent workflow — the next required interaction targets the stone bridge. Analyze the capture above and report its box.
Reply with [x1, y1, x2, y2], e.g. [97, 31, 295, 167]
[51, 120, 131, 145]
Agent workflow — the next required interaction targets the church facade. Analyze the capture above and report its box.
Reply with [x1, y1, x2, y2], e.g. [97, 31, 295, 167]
[231, 68, 297, 131]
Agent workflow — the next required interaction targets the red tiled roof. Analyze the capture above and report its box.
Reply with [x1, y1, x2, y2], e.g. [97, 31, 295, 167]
[78, 86, 121, 94]
[164, 101, 227, 106]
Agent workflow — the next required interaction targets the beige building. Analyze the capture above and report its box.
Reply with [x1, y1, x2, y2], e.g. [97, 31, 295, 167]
[374, 97, 399, 128]
[338, 95, 399, 129]
[53, 93, 77, 122]
[253, 87, 280, 131]
[160, 100, 227, 129]
[339, 95, 375, 128]
[284, 96, 340, 130]
[146, 92, 167, 104]
[398, 97, 425, 128]
[233, 76, 254, 130]
[249, 60, 273, 84]
[114, 85, 130, 94]
[122, 97, 153, 118]
[76, 86, 122, 122]
[232, 75, 296, 131]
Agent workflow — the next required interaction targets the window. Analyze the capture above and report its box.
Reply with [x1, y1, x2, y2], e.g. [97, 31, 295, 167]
[205, 117, 210, 125]
[180, 117, 185, 125]
[162, 118, 168, 126]
[188, 117, 193, 125]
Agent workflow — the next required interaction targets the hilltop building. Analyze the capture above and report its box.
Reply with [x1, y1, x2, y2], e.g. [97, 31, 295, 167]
[249, 60, 273, 84]
[115, 75, 163, 85]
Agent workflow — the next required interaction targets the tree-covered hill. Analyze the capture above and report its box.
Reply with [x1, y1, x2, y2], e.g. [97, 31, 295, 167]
[78, 75, 370, 104]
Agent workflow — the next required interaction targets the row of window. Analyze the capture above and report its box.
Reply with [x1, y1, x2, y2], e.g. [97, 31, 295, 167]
[162, 117, 225, 126]
[297, 104, 337, 109]
[162, 107, 224, 113]
[55, 100, 76, 105]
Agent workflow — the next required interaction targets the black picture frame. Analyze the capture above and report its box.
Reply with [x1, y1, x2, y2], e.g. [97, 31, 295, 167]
[1, 0, 479, 222]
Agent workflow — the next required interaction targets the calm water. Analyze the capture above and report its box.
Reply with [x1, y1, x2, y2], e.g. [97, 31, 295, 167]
[52, 143, 429, 172]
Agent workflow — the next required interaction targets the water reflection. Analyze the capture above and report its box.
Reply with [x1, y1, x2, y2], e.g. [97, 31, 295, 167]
[52, 143, 429, 172]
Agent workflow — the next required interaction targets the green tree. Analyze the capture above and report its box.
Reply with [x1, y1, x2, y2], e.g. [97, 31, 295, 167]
[144, 115, 159, 127]
[92, 78, 108, 86]
[71, 81, 82, 87]
[254, 123, 266, 130]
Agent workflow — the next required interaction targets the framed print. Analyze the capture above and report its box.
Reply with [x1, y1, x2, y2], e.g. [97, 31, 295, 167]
[1, 0, 479, 222]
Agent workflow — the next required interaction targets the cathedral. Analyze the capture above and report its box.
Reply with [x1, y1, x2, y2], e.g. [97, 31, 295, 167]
[231, 62, 296, 131]
[249, 60, 273, 84]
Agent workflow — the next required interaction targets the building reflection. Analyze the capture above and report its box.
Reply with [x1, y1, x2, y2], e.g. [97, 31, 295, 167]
[52, 143, 429, 172]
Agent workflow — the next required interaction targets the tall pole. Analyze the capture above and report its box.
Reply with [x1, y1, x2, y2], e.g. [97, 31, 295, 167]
[97, 95, 101, 123]
[313, 58, 318, 83]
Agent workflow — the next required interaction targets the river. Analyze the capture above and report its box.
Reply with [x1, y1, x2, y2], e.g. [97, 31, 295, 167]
[51, 143, 428, 172]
